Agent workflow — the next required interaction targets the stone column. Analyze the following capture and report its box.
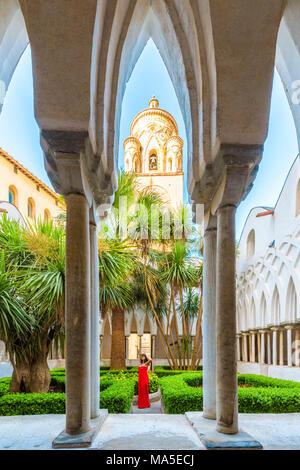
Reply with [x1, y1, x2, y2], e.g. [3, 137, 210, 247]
[250, 331, 256, 362]
[125, 335, 130, 359]
[151, 335, 156, 359]
[236, 335, 242, 362]
[138, 335, 143, 357]
[295, 329, 300, 367]
[279, 329, 285, 366]
[89, 221, 100, 419]
[216, 204, 238, 434]
[257, 333, 261, 362]
[65, 194, 91, 435]
[259, 330, 265, 364]
[243, 333, 248, 362]
[266, 331, 271, 364]
[203, 217, 217, 420]
[100, 335, 103, 358]
[271, 327, 278, 365]
[285, 325, 293, 367]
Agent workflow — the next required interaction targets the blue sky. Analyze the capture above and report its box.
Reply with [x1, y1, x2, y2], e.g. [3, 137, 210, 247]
[0, 40, 298, 239]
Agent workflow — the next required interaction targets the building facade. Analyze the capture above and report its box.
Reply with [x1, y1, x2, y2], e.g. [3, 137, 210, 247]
[236, 156, 300, 381]
[0, 147, 64, 222]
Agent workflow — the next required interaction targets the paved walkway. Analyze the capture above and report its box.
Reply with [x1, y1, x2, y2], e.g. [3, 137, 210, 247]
[131, 399, 162, 414]
[0, 413, 300, 450]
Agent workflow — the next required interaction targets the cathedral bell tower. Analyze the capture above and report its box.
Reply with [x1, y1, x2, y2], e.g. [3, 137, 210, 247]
[124, 97, 183, 207]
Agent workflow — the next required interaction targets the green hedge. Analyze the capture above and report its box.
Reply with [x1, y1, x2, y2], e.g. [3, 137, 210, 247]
[101, 370, 159, 395]
[0, 391, 65, 415]
[100, 379, 135, 413]
[0, 373, 136, 415]
[154, 367, 202, 378]
[160, 373, 300, 414]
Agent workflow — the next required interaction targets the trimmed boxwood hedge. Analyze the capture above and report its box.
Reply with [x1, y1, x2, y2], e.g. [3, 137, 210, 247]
[0, 372, 136, 415]
[100, 370, 159, 395]
[0, 367, 160, 415]
[160, 372, 300, 414]
[154, 366, 202, 378]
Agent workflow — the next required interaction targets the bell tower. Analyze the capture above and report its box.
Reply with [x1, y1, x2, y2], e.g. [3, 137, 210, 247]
[124, 97, 184, 207]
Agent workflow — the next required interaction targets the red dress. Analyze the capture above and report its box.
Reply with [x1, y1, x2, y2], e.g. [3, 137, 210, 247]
[138, 365, 151, 409]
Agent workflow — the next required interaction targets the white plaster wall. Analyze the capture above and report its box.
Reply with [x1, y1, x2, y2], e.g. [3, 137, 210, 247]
[238, 361, 300, 382]
[237, 156, 300, 331]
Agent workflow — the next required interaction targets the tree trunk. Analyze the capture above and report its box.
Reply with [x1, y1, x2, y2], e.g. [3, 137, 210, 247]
[9, 338, 51, 393]
[30, 354, 51, 393]
[111, 307, 126, 369]
[10, 358, 31, 393]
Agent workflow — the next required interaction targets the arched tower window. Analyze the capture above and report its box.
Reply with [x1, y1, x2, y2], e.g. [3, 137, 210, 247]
[247, 229, 255, 259]
[8, 185, 18, 207]
[27, 198, 35, 219]
[149, 151, 158, 171]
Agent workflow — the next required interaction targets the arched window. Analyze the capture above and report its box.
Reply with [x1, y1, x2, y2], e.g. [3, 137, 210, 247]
[246, 229, 255, 259]
[149, 151, 158, 171]
[27, 198, 35, 219]
[296, 180, 300, 216]
[44, 209, 51, 222]
[8, 185, 18, 207]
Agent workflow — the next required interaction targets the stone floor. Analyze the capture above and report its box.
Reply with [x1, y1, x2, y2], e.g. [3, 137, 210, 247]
[131, 399, 162, 414]
[0, 412, 300, 450]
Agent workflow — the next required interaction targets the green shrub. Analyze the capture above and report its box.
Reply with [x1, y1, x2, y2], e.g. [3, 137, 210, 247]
[155, 367, 202, 378]
[101, 370, 159, 395]
[100, 379, 135, 413]
[237, 374, 300, 389]
[159, 373, 300, 414]
[0, 378, 11, 397]
[50, 375, 65, 391]
[0, 372, 136, 415]
[0, 393, 65, 415]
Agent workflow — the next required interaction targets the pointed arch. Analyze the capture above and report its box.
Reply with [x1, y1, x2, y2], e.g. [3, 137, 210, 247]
[271, 285, 281, 325]
[286, 278, 297, 323]
[259, 293, 267, 328]
[249, 298, 256, 329]
[89, 0, 217, 205]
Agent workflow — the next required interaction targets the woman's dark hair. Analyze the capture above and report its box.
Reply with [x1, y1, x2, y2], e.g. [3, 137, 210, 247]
[140, 354, 148, 364]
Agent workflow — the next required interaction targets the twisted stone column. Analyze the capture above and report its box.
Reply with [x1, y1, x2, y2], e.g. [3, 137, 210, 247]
[65, 194, 91, 435]
[203, 218, 217, 419]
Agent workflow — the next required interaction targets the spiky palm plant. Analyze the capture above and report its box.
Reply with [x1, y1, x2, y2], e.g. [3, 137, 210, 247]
[0, 215, 65, 392]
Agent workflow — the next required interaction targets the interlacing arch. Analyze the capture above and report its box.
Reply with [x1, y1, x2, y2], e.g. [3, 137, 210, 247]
[237, 226, 300, 331]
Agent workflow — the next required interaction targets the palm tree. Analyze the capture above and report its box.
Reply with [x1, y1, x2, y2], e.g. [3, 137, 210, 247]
[98, 237, 136, 369]
[0, 215, 65, 392]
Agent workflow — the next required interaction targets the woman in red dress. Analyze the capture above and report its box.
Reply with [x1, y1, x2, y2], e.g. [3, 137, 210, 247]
[138, 354, 152, 409]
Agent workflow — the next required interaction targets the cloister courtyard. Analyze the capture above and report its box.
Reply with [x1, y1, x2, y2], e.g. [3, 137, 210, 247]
[0, 0, 300, 453]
